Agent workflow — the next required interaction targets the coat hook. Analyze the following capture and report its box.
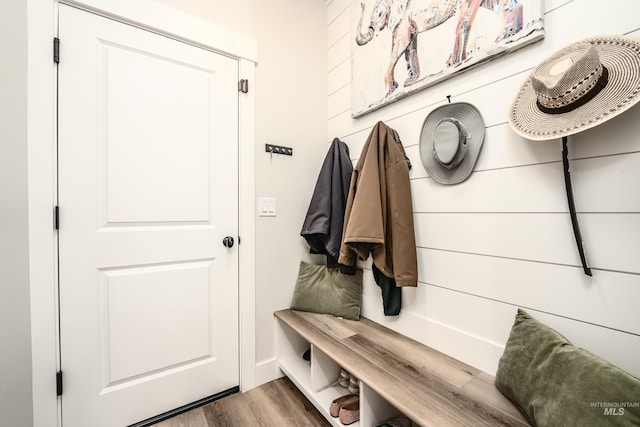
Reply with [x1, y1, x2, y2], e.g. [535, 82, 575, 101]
[265, 143, 293, 157]
[446, 95, 451, 103]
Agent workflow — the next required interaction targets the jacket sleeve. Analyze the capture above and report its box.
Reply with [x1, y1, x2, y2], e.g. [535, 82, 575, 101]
[300, 141, 335, 253]
[338, 170, 358, 267]
[386, 153, 418, 287]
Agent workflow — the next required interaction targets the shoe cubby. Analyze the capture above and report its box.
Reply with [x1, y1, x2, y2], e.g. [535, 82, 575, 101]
[310, 346, 341, 391]
[360, 383, 402, 426]
[312, 347, 360, 426]
[276, 314, 409, 427]
[275, 319, 311, 392]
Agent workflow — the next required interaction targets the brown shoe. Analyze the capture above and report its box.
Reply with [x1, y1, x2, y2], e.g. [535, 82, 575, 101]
[329, 393, 358, 418]
[338, 399, 360, 425]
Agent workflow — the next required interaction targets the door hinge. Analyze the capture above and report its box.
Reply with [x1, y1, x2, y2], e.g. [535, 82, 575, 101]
[54, 206, 60, 230]
[238, 79, 248, 93]
[56, 371, 63, 396]
[53, 37, 60, 64]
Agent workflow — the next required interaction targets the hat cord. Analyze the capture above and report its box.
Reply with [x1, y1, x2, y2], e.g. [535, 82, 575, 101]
[562, 136, 592, 276]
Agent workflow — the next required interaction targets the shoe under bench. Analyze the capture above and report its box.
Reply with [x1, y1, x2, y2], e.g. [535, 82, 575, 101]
[274, 309, 529, 426]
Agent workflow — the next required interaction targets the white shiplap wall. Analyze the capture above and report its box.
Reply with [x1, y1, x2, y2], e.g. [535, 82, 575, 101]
[326, 0, 640, 376]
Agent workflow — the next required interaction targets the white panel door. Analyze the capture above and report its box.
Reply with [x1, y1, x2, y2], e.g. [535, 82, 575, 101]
[57, 5, 239, 426]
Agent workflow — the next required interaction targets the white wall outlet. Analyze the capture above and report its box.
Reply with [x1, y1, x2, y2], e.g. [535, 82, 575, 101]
[258, 197, 277, 217]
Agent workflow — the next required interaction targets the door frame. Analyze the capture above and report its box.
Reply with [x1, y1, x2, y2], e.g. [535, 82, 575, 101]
[27, 1, 257, 425]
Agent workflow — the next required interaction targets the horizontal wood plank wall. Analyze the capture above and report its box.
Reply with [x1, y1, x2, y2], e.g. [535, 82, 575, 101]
[325, 0, 640, 376]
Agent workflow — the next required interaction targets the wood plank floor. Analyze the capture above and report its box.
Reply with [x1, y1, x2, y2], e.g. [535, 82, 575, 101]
[151, 377, 330, 427]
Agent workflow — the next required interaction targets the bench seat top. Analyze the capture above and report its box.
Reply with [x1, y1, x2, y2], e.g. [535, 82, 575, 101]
[275, 309, 529, 426]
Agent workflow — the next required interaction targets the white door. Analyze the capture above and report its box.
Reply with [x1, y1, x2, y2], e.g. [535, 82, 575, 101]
[57, 5, 239, 426]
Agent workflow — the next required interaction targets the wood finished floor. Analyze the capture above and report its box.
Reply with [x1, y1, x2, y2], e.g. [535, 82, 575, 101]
[151, 377, 330, 427]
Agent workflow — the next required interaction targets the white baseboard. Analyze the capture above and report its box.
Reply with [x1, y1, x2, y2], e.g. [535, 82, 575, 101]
[254, 357, 283, 388]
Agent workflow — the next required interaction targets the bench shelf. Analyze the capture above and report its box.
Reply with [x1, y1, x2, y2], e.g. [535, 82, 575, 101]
[274, 309, 529, 427]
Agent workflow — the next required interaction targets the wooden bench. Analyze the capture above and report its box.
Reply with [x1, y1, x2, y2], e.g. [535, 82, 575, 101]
[274, 309, 529, 426]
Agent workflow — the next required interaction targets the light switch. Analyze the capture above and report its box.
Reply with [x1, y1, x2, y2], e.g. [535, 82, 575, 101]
[259, 197, 277, 217]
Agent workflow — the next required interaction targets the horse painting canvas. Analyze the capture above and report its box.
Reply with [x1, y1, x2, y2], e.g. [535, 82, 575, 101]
[351, 0, 544, 117]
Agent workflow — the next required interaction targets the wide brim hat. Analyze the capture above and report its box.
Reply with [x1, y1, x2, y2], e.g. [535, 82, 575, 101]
[509, 35, 640, 141]
[419, 102, 485, 185]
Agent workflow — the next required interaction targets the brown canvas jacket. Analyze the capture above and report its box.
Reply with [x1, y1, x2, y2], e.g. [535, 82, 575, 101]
[338, 121, 418, 287]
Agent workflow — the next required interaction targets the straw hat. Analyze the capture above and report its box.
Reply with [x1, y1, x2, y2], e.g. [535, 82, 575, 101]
[509, 35, 640, 140]
[419, 102, 485, 185]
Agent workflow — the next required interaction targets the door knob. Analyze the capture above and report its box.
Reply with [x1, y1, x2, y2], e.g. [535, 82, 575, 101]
[222, 236, 234, 248]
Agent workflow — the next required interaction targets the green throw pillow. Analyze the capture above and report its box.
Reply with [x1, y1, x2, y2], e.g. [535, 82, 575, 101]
[496, 309, 640, 427]
[290, 261, 362, 320]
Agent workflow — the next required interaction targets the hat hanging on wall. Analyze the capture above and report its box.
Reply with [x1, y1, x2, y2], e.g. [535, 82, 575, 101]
[509, 34, 640, 276]
[419, 102, 485, 185]
[509, 35, 640, 140]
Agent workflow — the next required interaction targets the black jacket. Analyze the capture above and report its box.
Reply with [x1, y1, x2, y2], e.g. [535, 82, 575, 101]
[301, 138, 354, 273]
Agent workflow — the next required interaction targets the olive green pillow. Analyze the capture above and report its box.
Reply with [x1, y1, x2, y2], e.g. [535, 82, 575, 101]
[496, 309, 640, 426]
[290, 261, 362, 320]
